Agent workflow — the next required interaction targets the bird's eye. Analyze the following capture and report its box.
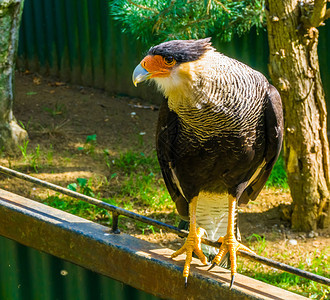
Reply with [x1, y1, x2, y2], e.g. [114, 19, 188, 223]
[164, 56, 175, 66]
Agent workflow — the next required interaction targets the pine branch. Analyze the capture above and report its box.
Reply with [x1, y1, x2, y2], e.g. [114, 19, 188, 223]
[182, 15, 212, 28]
[126, 0, 159, 13]
[213, 0, 230, 13]
[152, 0, 176, 33]
[109, 0, 266, 44]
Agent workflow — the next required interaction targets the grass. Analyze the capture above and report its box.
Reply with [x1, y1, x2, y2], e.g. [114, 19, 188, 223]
[42, 102, 67, 118]
[105, 150, 173, 210]
[12, 141, 329, 299]
[112, 150, 160, 174]
[78, 134, 97, 155]
[43, 194, 107, 220]
[41, 148, 175, 232]
[18, 140, 41, 172]
[238, 234, 329, 299]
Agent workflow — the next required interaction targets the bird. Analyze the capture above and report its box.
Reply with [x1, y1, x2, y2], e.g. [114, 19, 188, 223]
[132, 38, 283, 288]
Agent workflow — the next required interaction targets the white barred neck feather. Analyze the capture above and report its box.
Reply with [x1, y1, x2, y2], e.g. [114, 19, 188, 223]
[152, 48, 268, 114]
[152, 48, 269, 138]
[152, 48, 216, 112]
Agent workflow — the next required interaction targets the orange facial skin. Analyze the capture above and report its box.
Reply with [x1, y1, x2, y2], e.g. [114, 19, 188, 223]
[140, 55, 176, 78]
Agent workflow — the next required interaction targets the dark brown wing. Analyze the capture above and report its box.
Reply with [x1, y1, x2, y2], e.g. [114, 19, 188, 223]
[156, 98, 189, 219]
[239, 84, 284, 205]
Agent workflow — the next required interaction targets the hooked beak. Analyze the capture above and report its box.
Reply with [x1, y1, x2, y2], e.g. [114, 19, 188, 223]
[132, 64, 151, 87]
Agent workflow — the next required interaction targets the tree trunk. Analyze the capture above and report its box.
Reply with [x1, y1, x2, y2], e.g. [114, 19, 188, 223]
[266, 0, 330, 230]
[0, 0, 27, 150]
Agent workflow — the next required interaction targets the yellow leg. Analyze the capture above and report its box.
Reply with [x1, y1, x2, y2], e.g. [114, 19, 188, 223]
[171, 197, 208, 286]
[210, 195, 255, 288]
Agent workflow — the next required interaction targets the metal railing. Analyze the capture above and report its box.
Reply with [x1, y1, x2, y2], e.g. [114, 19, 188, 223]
[0, 165, 329, 287]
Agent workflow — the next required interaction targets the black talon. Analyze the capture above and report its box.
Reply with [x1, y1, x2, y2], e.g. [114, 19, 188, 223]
[208, 262, 217, 271]
[229, 275, 235, 289]
[184, 277, 188, 288]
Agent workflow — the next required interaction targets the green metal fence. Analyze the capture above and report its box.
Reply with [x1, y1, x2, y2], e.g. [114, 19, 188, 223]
[17, 0, 330, 108]
[0, 235, 159, 300]
[17, 0, 150, 101]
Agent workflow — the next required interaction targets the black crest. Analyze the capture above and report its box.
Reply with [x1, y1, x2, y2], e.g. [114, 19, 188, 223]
[148, 38, 212, 63]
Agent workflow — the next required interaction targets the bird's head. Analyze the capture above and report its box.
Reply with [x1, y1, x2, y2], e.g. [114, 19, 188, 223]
[132, 38, 213, 92]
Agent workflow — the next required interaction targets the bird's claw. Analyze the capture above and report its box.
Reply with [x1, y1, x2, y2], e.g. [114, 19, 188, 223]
[171, 227, 208, 286]
[230, 275, 235, 289]
[208, 262, 217, 271]
[209, 234, 255, 288]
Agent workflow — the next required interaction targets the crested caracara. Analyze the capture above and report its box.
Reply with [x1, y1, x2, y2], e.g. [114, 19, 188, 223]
[132, 38, 283, 288]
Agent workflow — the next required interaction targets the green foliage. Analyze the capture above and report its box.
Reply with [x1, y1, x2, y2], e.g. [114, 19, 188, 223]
[109, 0, 265, 44]
[246, 233, 267, 255]
[18, 119, 31, 131]
[43, 103, 66, 117]
[266, 156, 288, 189]
[47, 144, 54, 166]
[78, 134, 97, 155]
[18, 141, 41, 172]
[238, 236, 329, 299]
[251, 270, 329, 299]
[107, 151, 171, 209]
[31, 144, 40, 172]
[119, 171, 171, 209]
[136, 222, 157, 235]
[86, 134, 97, 144]
[67, 177, 96, 197]
[44, 193, 107, 220]
[18, 140, 29, 160]
[26, 91, 37, 96]
[112, 150, 160, 174]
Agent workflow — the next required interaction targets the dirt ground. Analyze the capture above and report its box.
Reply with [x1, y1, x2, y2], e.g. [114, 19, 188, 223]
[1, 72, 329, 277]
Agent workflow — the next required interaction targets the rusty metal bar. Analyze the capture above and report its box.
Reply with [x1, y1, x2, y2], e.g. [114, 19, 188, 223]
[0, 165, 329, 287]
[111, 211, 120, 234]
[0, 189, 308, 300]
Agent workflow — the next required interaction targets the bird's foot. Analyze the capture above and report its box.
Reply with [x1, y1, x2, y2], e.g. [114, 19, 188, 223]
[209, 234, 255, 289]
[171, 227, 208, 286]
